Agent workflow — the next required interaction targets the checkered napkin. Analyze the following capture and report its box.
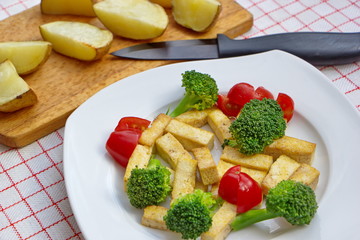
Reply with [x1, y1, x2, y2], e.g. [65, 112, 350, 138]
[0, 0, 359, 239]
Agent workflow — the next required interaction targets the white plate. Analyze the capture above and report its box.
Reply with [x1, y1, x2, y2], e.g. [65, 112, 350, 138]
[64, 50, 360, 240]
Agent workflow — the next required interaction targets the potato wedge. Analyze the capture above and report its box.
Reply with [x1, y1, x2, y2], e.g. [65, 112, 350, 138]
[0, 41, 52, 75]
[0, 60, 37, 112]
[172, 0, 221, 32]
[40, 21, 113, 61]
[93, 0, 169, 40]
[41, 0, 96, 17]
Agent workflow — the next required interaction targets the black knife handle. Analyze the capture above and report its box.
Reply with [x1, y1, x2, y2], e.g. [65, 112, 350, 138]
[217, 32, 360, 65]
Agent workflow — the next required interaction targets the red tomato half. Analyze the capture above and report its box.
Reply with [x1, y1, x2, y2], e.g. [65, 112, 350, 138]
[276, 93, 295, 122]
[237, 172, 263, 213]
[216, 94, 241, 117]
[105, 130, 141, 168]
[218, 165, 242, 204]
[255, 86, 274, 100]
[115, 117, 151, 132]
[227, 83, 255, 107]
[218, 166, 263, 213]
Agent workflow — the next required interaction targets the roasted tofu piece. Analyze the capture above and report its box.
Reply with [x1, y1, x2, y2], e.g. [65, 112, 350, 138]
[217, 159, 235, 177]
[261, 155, 301, 194]
[201, 202, 237, 240]
[264, 136, 316, 165]
[165, 119, 215, 151]
[192, 147, 220, 185]
[289, 163, 320, 190]
[241, 167, 267, 185]
[195, 171, 209, 192]
[156, 132, 193, 169]
[207, 108, 232, 144]
[175, 109, 209, 128]
[220, 146, 273, 172]
[123, 144, 152, 190]
[171, 157, 197, 200]
[139, 113, 172, 147]
[142, 205, 168, 231]
[167, 167, 175, 187]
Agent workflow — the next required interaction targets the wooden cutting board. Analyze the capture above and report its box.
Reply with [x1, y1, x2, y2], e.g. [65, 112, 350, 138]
[0, 0, 253, 148]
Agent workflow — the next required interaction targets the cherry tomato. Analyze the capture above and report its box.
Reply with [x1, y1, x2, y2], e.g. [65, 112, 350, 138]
[115, 117, 151, 132]
[276, 93, 295, 122]
[105, 130, 141, 168]
[255, 86, 274, 100]
[227, 83, 255, 107]
[218, 165, 263, 213]
[236, 172, 263, 213]
[218, 165, 242, 204]
[216, 94, 241, 117]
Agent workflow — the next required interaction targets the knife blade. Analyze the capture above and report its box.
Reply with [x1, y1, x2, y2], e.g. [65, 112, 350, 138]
[111, 32, 360, 65]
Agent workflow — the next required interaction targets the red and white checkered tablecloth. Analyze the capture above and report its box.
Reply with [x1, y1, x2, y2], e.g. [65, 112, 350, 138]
[0, 0, 359, 240]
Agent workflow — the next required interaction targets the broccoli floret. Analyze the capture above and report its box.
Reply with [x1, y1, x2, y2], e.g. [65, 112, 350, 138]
[231, 180, 318, 231]
[126, 157, 171, 209]
[164, 189, 219, 239]
[169, 70, 218, 117]
[225, 98, 286, 155]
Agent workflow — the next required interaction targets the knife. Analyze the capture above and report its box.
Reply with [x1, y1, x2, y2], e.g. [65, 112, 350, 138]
[111, 32, 360, 65]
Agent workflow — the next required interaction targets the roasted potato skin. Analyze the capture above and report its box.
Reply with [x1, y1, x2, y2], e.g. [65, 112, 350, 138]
[0, 88, 37, 112]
